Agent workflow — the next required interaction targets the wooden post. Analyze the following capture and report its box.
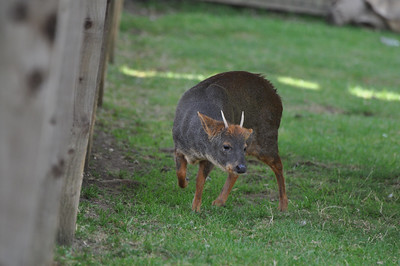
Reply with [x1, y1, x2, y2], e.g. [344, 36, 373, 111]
[57, 0, 108, 245]
[97, 0, 116, 108]
[0, 0, 85, 265]
[85, 0, 122, 169]
[108, 0, 124, 64]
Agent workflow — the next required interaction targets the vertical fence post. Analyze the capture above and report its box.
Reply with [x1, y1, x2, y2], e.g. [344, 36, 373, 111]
[57, 0, 108, 245]
[108, 0, 124, 64]
[85, 0, 123, 169]
[96, 0, 115, 108]
[0, 0, 85, 264]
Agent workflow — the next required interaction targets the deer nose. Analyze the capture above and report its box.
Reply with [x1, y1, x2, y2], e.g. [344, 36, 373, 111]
[235, 164, 247, 174]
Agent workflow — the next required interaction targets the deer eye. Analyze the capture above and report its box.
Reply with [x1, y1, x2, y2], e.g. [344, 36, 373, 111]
[223, 144, 232, 151]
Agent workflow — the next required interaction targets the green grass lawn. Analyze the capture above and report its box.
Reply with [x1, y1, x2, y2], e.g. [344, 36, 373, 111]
[56, 1, 399, 265]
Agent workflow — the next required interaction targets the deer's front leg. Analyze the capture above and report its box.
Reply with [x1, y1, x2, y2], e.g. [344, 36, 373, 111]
[192, 160, 213, 212]
[212, 172, 239, 207]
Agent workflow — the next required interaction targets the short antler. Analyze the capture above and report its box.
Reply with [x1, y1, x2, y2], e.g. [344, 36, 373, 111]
[220, 110, 228, 128]
[240, 111, 244, 127]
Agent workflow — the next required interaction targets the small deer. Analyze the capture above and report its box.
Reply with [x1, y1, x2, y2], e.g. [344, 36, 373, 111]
[172, 71, 288, 212]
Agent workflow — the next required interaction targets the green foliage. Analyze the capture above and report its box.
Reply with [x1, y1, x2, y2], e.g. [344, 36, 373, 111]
[56, 1, 399, 265]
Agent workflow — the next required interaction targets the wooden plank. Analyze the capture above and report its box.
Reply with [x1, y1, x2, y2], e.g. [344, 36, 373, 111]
[0, 0, 85, 264]
[85, 0, 120, 171]
[200, 0, 331, 16]
[96, 0, 115, 108]
[57, 0, 108, 246]
[108, 0, 124, 64]
[85, 0, 114, 171]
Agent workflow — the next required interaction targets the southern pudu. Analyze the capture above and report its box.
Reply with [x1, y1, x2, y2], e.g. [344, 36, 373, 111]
[173, 71, 288, 212]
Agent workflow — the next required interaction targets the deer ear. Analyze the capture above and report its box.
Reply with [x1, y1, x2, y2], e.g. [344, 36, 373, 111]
[244, 128, 254, 141]
[197, 112, 224, 138]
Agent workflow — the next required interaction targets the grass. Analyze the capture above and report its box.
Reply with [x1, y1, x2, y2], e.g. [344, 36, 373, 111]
[55, 1, 399, 265]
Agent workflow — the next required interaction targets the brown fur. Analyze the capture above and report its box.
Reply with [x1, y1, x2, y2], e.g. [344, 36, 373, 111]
[226, 125, 253, 140]
[198, 112, 253, 140]
[198, 112, 226, 139]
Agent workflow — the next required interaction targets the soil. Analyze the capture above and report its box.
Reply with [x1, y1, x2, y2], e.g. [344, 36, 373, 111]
[70, 127, 143, 251]
[83, 128, 140, 195]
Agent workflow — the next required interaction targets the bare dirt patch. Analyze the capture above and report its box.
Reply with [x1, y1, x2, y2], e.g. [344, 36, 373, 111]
[70, 127, 143, 252]
[244, 189, 280, 205]
[288, 102, 345, 116]
[288, 102, 376, 117]
[83, 128, 141, 195]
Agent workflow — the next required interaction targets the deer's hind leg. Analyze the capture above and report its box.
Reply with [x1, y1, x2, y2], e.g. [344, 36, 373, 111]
[175, 150, 188, 188]
[249, 134, 288, 212]
[259, 154, 288, 211]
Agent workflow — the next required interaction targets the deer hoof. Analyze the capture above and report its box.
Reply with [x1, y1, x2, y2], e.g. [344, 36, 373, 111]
[212, 199, 225, 207]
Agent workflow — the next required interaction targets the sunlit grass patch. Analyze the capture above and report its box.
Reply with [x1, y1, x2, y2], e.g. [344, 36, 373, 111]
[349, 86, 400, 101]
[277, 76, 320, 90]
[120, 65, 208, 81]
